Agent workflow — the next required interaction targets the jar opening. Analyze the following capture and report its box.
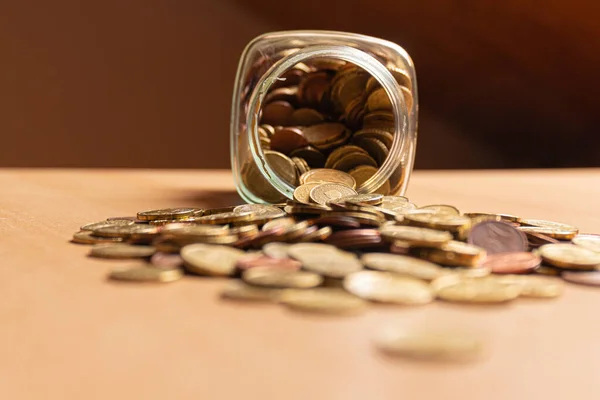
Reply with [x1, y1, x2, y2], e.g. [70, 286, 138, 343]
[242, 44, 411, 203]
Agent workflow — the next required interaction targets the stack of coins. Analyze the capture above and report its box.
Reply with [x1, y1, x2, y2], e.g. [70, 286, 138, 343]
[242, 60, 411, 203]
[71, 193, 600, 361]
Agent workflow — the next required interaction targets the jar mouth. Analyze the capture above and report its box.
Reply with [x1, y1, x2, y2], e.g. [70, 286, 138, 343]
[244, 44, 411, 202]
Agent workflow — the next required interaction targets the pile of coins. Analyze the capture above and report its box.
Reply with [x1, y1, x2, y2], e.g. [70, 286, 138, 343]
[71, 193, 600, 361]
[241, 59, 410, 203]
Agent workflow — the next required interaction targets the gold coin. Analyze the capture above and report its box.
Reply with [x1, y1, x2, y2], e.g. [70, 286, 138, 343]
[331, 151, 378, 172]
[233, 204, 286, 219]
[572, 234, 600, 253]
[494, 275, 564, 298]
[347, 165, 390, 195]
[519, 219, 578, 239]
[403, 213, 471, 232]
[109, 265, 183, 283]
[361, 253, 448, 281]
[162, 224, 230, 238]
[262, 243, 291, 259]
[335, 194, 384, 206]
[299, 168, 356, 189]
[242, 267, 323, 289]
[293, 183, 321, 204]
[539, 243, 600, 270]
[180, 244, 246, 276]
[262, 217, 296, 231]
[464, 212, 521, 223]
[379, 225, 452, 247]
[291, 156, 311, 176]
[89, 244, 156, 259]
[137, 207, 197, 221]
[220, 280, 281, 302]
[344, 271, 434, 305]
[434, 276, 521, 303]
[288, 243, 363, 278]
[191, 211, 254, 225]
[278, 288, 367, 315]
[71, 231, 123, 245]
[325, 145, 369, 169]
[415, 241, 486, 267]
[92, 224, 160, 239]
[241, 158, 286, 204]
[309, 183, 358, 205]
[80, 220, 135, 231]
[297, 226, 333, 242]
[419, 204, 460, 215]
[374, 326, 485, 362]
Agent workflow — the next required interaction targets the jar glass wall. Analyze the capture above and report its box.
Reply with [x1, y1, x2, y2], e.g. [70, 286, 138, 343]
[230, 30, 418, 204]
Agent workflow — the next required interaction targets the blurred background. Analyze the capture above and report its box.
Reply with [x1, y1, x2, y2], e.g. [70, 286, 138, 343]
[1, 0, 599, 169]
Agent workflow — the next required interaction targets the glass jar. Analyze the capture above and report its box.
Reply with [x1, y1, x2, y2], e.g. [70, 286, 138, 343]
[230, 30, 418, 204]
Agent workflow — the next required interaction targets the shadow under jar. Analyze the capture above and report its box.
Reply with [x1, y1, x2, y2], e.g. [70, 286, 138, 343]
[231, 30, 418, 204]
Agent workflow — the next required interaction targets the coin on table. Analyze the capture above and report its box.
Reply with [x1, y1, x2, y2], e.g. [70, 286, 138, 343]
[374, 325, 485, 362]
[220, 280, 281, 302]
[310, 183, 358, 205]
[108, 265, 183, 283]
[344, 271, 434, 305]
[433, 276, 521, 303]
[539, 243, 600, 270]
[191, 211, 254, 225]
[468, 221, 528, 254]
[80, 219, 135, 231]
[481, 252, 541, 274]
[293, 183, 321, 204]
[299, 168, 357, 189]
[524, 231, 560, 248]
[262, 217, 296, 231]
[278, 288, 367, 315]
[419, 204, 460, 215]
[464, 212, 521, 223]
[361, 253, 447, 281]
[262, 242, 292, 259]
[180, 243, 246, 276]
[414, 241, 486, 267]
[494, 275, 564, 298]
[519, 219, 578, 240]
[89, 244, 156, 259]
[572, 234, 600, 253]
[403, 213, 471, 233]
[288, 243, 363, 278]
[71, 231, 124, 245]
[242, 267, 322, 288]
[379, 225, 452, 247]
[137, 207, 197, 221]
[233, 204, 286, 220]
[162, 223, 230, 237]
[236, 254, 302, 271]
[335, 193, 384, 206]
[92, 224, 160, 239]
[561, 271, 600, 286]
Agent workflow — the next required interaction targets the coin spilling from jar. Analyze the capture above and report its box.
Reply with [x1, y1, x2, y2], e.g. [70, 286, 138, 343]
[241, 59, 412, 203]
[71, 193, 600, 363]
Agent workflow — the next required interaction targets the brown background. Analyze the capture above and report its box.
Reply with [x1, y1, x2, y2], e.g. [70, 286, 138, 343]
[1, 0, 599, 169]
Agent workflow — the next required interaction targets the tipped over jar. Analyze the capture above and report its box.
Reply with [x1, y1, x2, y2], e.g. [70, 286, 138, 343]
[230, 30, 418, 204]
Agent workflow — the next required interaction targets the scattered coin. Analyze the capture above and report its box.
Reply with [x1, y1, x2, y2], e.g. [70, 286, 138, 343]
[109, 265, 183, 283]
[519, 219, 578, 240]
[344, 271, 434, 305]
[220, 280, 281, 302]
[236, 254, 302, 271]
[80, 219, 135, 231]
[181, 244, 246, 276]
[89, 244, 156, 259]
[278, 288, 367, 315]
[414, 241, 486, 267]
[403, 213, 471, 233]
[539, 243, 600, 270]
[379, 225, 452, 247]
[374, 325, 485, 362]
[495, 275, 564, 298]
[137, 207, 197, 221]
[293, 183, 322, 204]
[71, 231, 123, 245]
[262, 242, 291, 259]
[468, 221, 528, 254]
[481, 252, 541, 274]
[288, 243, 363, 278]
[434, 276, 521, 304]
[572, 234, 600, 253]
[361, 253, 447, 281]
[561, 271, 600, 286]
[242, 267, 323, 288]
[419, 204, 460, 215]
[299, 169, 357, 189]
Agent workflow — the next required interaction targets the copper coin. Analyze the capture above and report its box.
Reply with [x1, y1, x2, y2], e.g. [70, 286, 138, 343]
[314, 215, 362, 229]
[260, 100, 294, 126]
[235, 254, 301, 271]
[562, 271, 600, 286]
[302, 123, 350, 148]
[289, 146, 326, 168]
[352, 136, 389, 166]
[298, 71, 331, 106]
[289, 108, 325, 126]
[151, 252, 184, 269]
[468, 221, 527, 254]
[269, 127, 309, 155]
[264, 86, 299, 106]
[525, 231, 560, 248]
[481, 252, 541, 274]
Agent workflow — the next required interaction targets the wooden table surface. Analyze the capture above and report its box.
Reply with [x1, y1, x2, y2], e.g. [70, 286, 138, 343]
[2, 168, 600, 400]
